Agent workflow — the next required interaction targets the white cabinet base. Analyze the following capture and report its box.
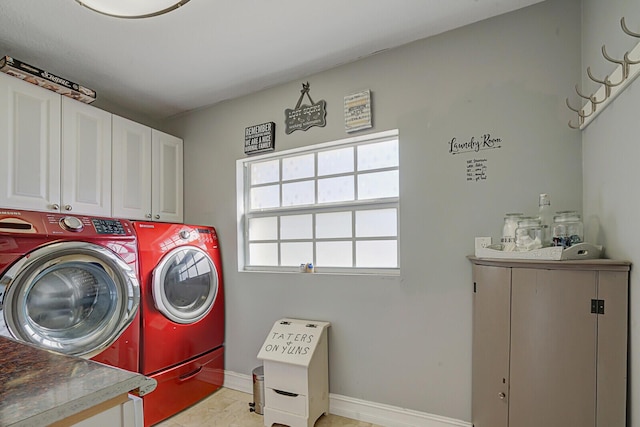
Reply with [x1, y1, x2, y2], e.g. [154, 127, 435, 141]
[264, 406, 326, 427]
[258, 319, 331, 427]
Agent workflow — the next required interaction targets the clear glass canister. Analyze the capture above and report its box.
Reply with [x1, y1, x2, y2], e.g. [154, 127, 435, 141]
[552, 211, 584, 248]
[501, 213, 524, 252]
[515, 217, 543, 252]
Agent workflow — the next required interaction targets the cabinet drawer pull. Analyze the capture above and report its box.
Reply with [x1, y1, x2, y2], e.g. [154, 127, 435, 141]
[498, 392, 506, 400]
[274, 389, 299, 397]
[178, 366, 203, 381]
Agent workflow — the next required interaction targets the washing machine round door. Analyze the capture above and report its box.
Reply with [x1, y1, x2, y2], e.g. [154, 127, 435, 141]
[152, 246, 218, 324]
[0, 241, 140, 358]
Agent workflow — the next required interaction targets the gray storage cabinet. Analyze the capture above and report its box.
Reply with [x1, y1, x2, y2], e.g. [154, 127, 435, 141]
[257, 318, 331, 427]
[469, 257, 630, 427]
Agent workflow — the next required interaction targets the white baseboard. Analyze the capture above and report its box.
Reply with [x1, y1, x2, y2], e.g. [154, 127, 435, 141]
[223, 371, 471, 427]
[224, 370, 254, 394]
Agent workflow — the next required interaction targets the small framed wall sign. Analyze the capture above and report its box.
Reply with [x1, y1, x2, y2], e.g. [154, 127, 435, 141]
[244, 122, 275, 155]
[344, 89, 372, 133]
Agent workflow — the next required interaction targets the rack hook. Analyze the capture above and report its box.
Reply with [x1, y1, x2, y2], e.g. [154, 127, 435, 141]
[575, 84, 605, 109]
[565, 97, 581, 113]
[602, 44, 629, 80]
[574, 84, 591, 100]
[587, 66, 612, 98]
[621, 17, 640, 38]
[566, 97, 593, 118]
[568, 119, 582, 130]
[624, 51, 640, 65]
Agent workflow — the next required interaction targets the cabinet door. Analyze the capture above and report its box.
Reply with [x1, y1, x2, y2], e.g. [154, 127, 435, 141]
[112, 115, 152, 220]
[151, 129, 183, 223]
[61, 97, 112, 216]
[0, 72, 61, 211]
[472, 264, 510, 427]
[596, 271, 628, 427]
[509, 268, 597, 427]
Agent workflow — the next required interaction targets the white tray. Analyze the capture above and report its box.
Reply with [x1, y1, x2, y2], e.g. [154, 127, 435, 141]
[474, 241, 603, 261]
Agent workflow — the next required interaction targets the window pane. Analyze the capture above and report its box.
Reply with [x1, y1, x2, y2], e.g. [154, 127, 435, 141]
[281, 242, 313, 266]
[242, 131, 400, 272]
[251, 185, 280, 209]
[357, 139, 399, 171]
[251, 159, 279, 185]
[318, 176, 354, 203]
[282, 181, 315, 206]
[249, 243, 278, 265]
[356, 209, 397, 237]
[356, 241, 398, 268]
[318, 147, 354, 176]
[317, 242, 352, 267]
[281, 214, 312, 239]
[283, 154, 314, 180]
[249, 217, 278, 240]
[316, 212, 352, 238]
[358, 170, 399, 200]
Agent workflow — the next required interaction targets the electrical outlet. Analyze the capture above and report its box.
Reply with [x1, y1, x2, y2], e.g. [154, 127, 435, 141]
[475, 237, 492, 251]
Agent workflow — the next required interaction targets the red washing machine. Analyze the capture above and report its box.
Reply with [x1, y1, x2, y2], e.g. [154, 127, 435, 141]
[133, 221, 225, 427]
[0, 209, 140, 372]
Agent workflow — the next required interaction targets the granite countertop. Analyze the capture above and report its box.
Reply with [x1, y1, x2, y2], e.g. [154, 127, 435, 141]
[0, 336, 156, 427]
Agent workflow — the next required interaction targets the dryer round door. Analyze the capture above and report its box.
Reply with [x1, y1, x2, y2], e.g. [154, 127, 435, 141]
[152, 246, 218, 324]
[0, 241, 140, 358]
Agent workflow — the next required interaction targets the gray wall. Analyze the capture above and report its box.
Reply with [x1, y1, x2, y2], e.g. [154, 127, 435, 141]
[581, 0, 640, 425]
[165, 0, 582, 421]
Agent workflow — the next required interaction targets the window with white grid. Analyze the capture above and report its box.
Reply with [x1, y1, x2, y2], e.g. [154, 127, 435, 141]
[237, 129, 399, 274]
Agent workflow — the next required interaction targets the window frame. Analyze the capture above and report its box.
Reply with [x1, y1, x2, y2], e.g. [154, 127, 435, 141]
[236, 129, 400, 275]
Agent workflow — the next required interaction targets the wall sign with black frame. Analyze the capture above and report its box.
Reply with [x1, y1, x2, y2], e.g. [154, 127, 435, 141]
[244, 122, 275, 155]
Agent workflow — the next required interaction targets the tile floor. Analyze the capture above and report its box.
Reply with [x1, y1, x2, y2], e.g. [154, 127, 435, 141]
[155, 387, 383, 427]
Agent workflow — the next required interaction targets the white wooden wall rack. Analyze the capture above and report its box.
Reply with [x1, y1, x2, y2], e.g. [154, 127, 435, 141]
[567, 17, 640, 130]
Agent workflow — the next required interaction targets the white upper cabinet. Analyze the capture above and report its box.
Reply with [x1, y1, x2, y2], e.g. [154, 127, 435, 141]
[0, 72, 61, 211]
[0, 73, 112, 215]
[61, 97, 112, 216]
[112, 116, 183, 223]
[112, 115, 152, 220]
[151, 129, 183, 223]
[0, 72, 183, 221]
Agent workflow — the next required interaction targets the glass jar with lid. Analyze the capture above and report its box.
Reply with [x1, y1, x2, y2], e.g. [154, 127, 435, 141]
[515, 217, 543, 252]
[501, 213, 524, 252]
[552, 211, 583, 248]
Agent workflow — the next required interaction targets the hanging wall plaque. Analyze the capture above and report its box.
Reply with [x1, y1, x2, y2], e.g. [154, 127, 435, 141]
[344, 90, 372, 133]
[284, 82, 327, 134]
[244, 122, 275, 155]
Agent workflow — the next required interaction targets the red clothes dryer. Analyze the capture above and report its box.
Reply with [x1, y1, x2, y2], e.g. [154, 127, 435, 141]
[133, 221, 225, 427]
[0, 209, 140, 372]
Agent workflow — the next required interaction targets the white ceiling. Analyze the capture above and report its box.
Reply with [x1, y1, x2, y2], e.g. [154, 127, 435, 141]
[0, 0, 543, 122]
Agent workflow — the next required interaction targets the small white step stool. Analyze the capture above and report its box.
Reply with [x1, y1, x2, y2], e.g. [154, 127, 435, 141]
[257, 318, 331, 427]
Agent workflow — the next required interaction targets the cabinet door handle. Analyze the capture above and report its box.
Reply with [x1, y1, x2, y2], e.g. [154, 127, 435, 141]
[64, 205, 72, 211]
[51, 204, 60, 211]
[145, 213, 152, 219]
[154, 214, 160, 220]
[274, 389, 299, 397]
[498, 392, 506, 400]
